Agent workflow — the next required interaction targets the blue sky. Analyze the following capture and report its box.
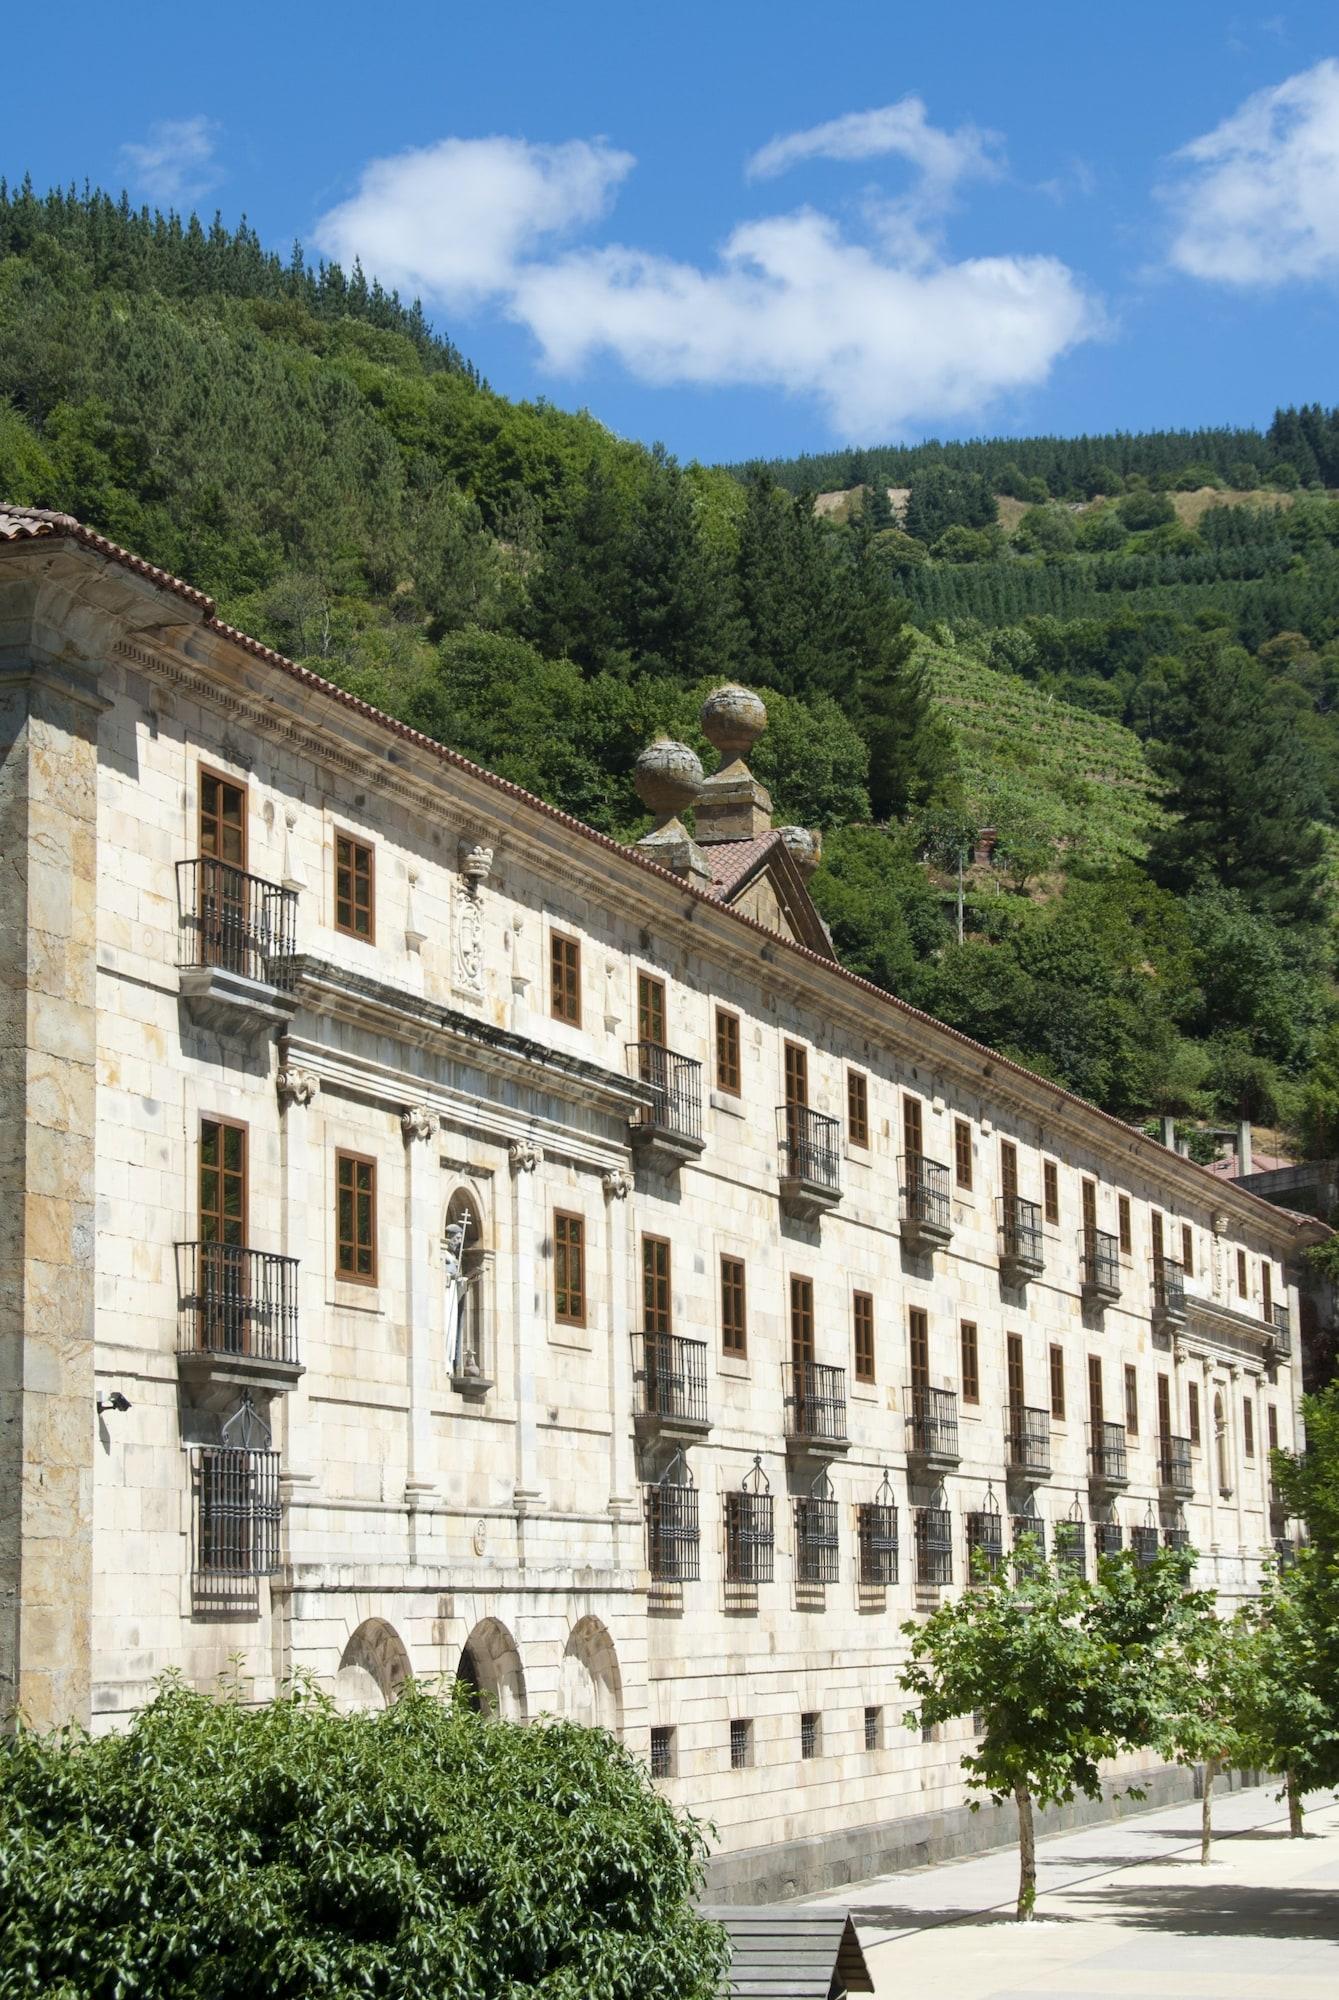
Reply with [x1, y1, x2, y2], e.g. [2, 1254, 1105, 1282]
[10, 2, 1339, 463]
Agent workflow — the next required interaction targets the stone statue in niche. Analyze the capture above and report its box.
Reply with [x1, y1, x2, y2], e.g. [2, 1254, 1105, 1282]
[443, 1214, 481, 1378]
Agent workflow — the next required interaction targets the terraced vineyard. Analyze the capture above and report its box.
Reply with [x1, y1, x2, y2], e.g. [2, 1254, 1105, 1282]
[921, 640, 1165, 864]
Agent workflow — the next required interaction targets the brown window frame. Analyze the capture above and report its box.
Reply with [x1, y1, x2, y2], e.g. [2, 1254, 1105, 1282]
[553, 1210, 587, 1326]
[550, 932, 582, 1027]
[720, 1254, 747, 1358]
[790, 1274, 815, 1367]
[903, 1092, 923, 1159]
[1117, 1194, 1132, 1257]
[784, 1040, 809, 1109]
[334, 831, 375, 942]
[847, 1069, 870, 1149]
[1243, 1397, 1255, 1460]
[1188, 1380, 1202, 1447]
[715, 1008, 741, 1095]
[954, 1118, 973, 1191]
[1124, 1363, 1138, 1438]
[1261, 1261, 1273, 1322]
[853, 1290, 876, 1384]
[199, 1114, 248, 1248]
[1088, 1353, 1104, 1429]
[1049, 1343, 1066, 1421]
[1267, 1404, 1279, 1453]
[637, 971, 666, 1048]
[1043, 1160, 1060, 1227]
[960, 1320, 980, 1404]
[909, 1305, 930, 1391]
[1006, 1332, 1024, 1411]
[1181, 1222, 1194, 1277]
[642, 1234, 672, 1337]
[1081, 1177, 1097, 1242]
[334, 1149, 378, 1285]
[198, 767, 247, 870]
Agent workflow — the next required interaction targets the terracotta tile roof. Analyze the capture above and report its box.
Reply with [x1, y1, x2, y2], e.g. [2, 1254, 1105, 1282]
[0, 499, 1325, 1247]
[700, 831, 782, 899]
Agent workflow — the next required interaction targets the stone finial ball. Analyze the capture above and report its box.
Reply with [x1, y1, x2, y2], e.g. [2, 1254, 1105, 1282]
[778, 825, 821, 876]
[634, 736, 704, 818]
[700, 684, 767, 758]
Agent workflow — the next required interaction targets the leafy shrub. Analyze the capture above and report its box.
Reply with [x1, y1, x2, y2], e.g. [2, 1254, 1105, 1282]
[0, 1676, 727, 2000]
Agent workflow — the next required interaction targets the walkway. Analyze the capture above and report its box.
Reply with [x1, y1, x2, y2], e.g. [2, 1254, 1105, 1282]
[802, 1784, 1339, 1998]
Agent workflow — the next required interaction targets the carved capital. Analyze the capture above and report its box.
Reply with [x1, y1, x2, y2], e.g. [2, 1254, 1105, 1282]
[602, 1166, 634, 1201]
[509, 1138, 540, 1174]
[401, 1104, 437, 1144]
[276, 1065, 319, 1108]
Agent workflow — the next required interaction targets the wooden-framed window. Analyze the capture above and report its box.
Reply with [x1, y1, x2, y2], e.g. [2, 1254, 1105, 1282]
[1117, 1194, 1132, 1256]
[642, 1235, 672, 1336]
[335, 1151, 377, 1283]
[1000, 1138, 1018, 1204]
[715, 1008, 741, 1095]
[1006, 1332, 1024, 1411]
[1081, 1177, 1098, 1243]
[1267, 1404, 1279, 1452]
[853, 1291, 875, 1383]
[784, 1040, 809, 1108]
[550, 932, 582, 1026]
[908, 1305, 929, 1391]
[954, 1118, 973, 1190]
[637, 972, 666, 1047]
[1261, 1262, 1273, 1322]
[1151, 1210, 1164, 1266]
[1188, 1381, 1201, 1447]
[1124, 1364, 1138, 1437]
[1157, 1373, 1171, 1442]
[200, 1116, 247, 1247]
[1243, 1398, 1255, 1460]
[1088, 1354, 1104, 1428]
[1043, 1160, 1060, 1226]
[1237, 1248, 1249, 1298]
[334, 832, 375, 941]
[1049, 1343, 1066, 1420]
[721, 1255, 747, 1358]
[1181, 1223, 1194, 1277]
[903, 1093, 923, 1158]
[847, 1070, 870, 1149]
[960, 1321, 980, 1404]
[554, 1211, 587, 1325]
[790, 1275, 815, 1367]
[199, 768, 247, 868]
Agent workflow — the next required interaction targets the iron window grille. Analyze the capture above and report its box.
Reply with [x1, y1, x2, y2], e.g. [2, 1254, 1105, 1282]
[645, 1455, 700, 1581]
[634, 1330, 710, 1428]
[195, 1394, 281, 1579]
[800, 1711, 820, 1760]
[1005, 1404, 1051, 1476]
[1273, 1536, 1297, 1571]
[1088, 1419, 1129, 1483]
[650, 1726, 674, 1778]
[914, 1503, 953, 1586]
[176, 1241, 299, 1365]
[864, 1706, 882, 1752]
[857, 1472, 899, 1586]
[730, 1719, 752, 1770]
[966, 1493, 1004, 1582]
[1055, 1517, 1087, 1579]
[1271, 1303, 1292, 1356]
[725, 1459, 775, 1584]
[779, 1103, 842, 1192]
[1011, 1513, 1047, 1566]
[1081, 1229, 1121, 1297]
[1164, 1509, 1191, 1553]
[1158, 1435, 1193, 1493]
[1093, 1520, 1124, 1559]
[784, 1360, 848, 1445]
[907, 1384, 959, 1459]
[1151, 1256, 1187, 1318]
[899, 1152, 951, 1234]
[795, 1474, 840, 1585]
[1132, 1524, 1160, 1568]
[177, 857, 297, 985]
[628, 1043, 703, 1145]
[998, 1195, 1043, 1268]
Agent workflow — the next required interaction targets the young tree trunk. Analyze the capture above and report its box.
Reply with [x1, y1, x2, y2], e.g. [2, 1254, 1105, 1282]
[1286, 1768, 1304, 1838]
[1015, 1782, 1037, 1920]
[1200, 1754, 1219, 1865]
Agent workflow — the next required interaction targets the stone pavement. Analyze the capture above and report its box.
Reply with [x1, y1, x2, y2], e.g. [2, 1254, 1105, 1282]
[802, 1783, 1339, 1999]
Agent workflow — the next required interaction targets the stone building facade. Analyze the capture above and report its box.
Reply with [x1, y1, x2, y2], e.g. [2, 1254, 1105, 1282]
[0, 508, 1323, 1896]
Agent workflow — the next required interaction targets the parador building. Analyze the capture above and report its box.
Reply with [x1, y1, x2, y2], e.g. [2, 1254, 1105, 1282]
[0, 505, 1325, 1897]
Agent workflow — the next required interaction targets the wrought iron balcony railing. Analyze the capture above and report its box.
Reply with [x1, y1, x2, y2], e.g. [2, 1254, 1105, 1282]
[899, 1153, 952, 1246]
[1132, 1524, 1160, 1567]
[1163, 1526, 1192, 1553]
[725, 1490, 775, 1584]
[794, 1494, 841, 1585]
[907, 1384, 960, 1464]
[1093, 1521, 1124, 1559]
[176, 1242, 300, 1367]
[857, 1502, 899, 1586]
[645, 1480, 700, 1581]
[1270, 1302, 1292, 1357]
[1157, 1434, 1194, 1495]
[966, 1509, 1004, 1581]
[998, 1195, 1043, 1278]
[783, 1360, 848, 1448]
[1005, 1404, 1052, 1478]
[1081, 1229, 1121, 1304]
[177, 858, 297, 986]
[633, 1331, 710, 1434]
[1088, 1418, 1129, 1485]
[914, 1506, 953, 1586]
[628, 1043, 703, 1153]
[1055, 1520, 1087, 1578]
[1151, 1256, 1187, 1324]
[778, 1104, 842, 1206]
[1011, 1515, 1046, 1563]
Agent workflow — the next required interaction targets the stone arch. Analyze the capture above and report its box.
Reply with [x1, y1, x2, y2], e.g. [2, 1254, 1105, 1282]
[335, 1617, 412, 1712]
[560, 1615, 623, 1735]
[455, 1616, 527, 1720]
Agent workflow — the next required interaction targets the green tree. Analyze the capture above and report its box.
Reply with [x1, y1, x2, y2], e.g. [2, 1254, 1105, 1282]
[0, 1675, 727, 2000]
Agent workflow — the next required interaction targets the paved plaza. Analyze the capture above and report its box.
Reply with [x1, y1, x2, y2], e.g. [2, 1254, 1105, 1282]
[805, 1783, 1339, 1999]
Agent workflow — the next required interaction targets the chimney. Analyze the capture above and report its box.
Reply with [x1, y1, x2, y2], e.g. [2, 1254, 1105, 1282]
[694, 685, 773, 843]
[1237, 1120, 1253, 1177]
[1161, 1115, 1177, 1150]
[633, 737, 712, 887]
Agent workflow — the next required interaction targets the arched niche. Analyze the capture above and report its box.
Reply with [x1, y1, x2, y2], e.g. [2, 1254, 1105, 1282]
[559, 1615, 623, 1736]
[455, 1616, 527, 1720]
[444, 1185, 493, 1389]
[335, 1617, 412, 1712]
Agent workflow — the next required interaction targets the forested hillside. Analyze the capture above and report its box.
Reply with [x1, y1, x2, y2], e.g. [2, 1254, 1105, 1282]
[2, 180, 1338, 1152]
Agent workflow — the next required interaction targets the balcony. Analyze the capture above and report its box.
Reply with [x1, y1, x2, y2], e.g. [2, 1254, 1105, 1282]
[899, 1154, 952, 1252]
[627, 1044, 704, 1167]
[1269, 1302, 1292, 1360]
[632, 1331, 710, 1439]
[1005, 1404, 1052, 1480]
[1158, 1434, 1194, 1497]
[777, 1105, 842, 1220]
[998, 1196, 1043, 1284]
[1081, 1230, 1121, 1308]
[176, 858, 298, 1032]
[1151, 1256, 1187, 1331]
[1088, 1418, 1129, 1488]
[906, 1384, 960, 1471]
[175, 1242, 302, 1394]
[783, 1360, 849, 1454]
[1093, 1521, 1124, 1559]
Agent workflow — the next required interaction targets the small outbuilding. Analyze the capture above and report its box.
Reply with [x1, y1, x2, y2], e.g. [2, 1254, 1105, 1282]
[702, 1906, 875, 1999]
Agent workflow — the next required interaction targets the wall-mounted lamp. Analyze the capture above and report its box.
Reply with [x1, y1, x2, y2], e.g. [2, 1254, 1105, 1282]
[97, 1391, 131, 1416]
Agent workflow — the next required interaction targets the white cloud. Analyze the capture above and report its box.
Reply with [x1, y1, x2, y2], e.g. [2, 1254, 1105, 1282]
[1165, 58, 1339, 285]
[313, 136, 633, 302]
[118, 116, 221, 206]
[313, 125, 1099, 438]
[745, 98, 1000, 194]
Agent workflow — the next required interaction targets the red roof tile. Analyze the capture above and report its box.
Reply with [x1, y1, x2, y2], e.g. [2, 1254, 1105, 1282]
[701, 832, 783, 899]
